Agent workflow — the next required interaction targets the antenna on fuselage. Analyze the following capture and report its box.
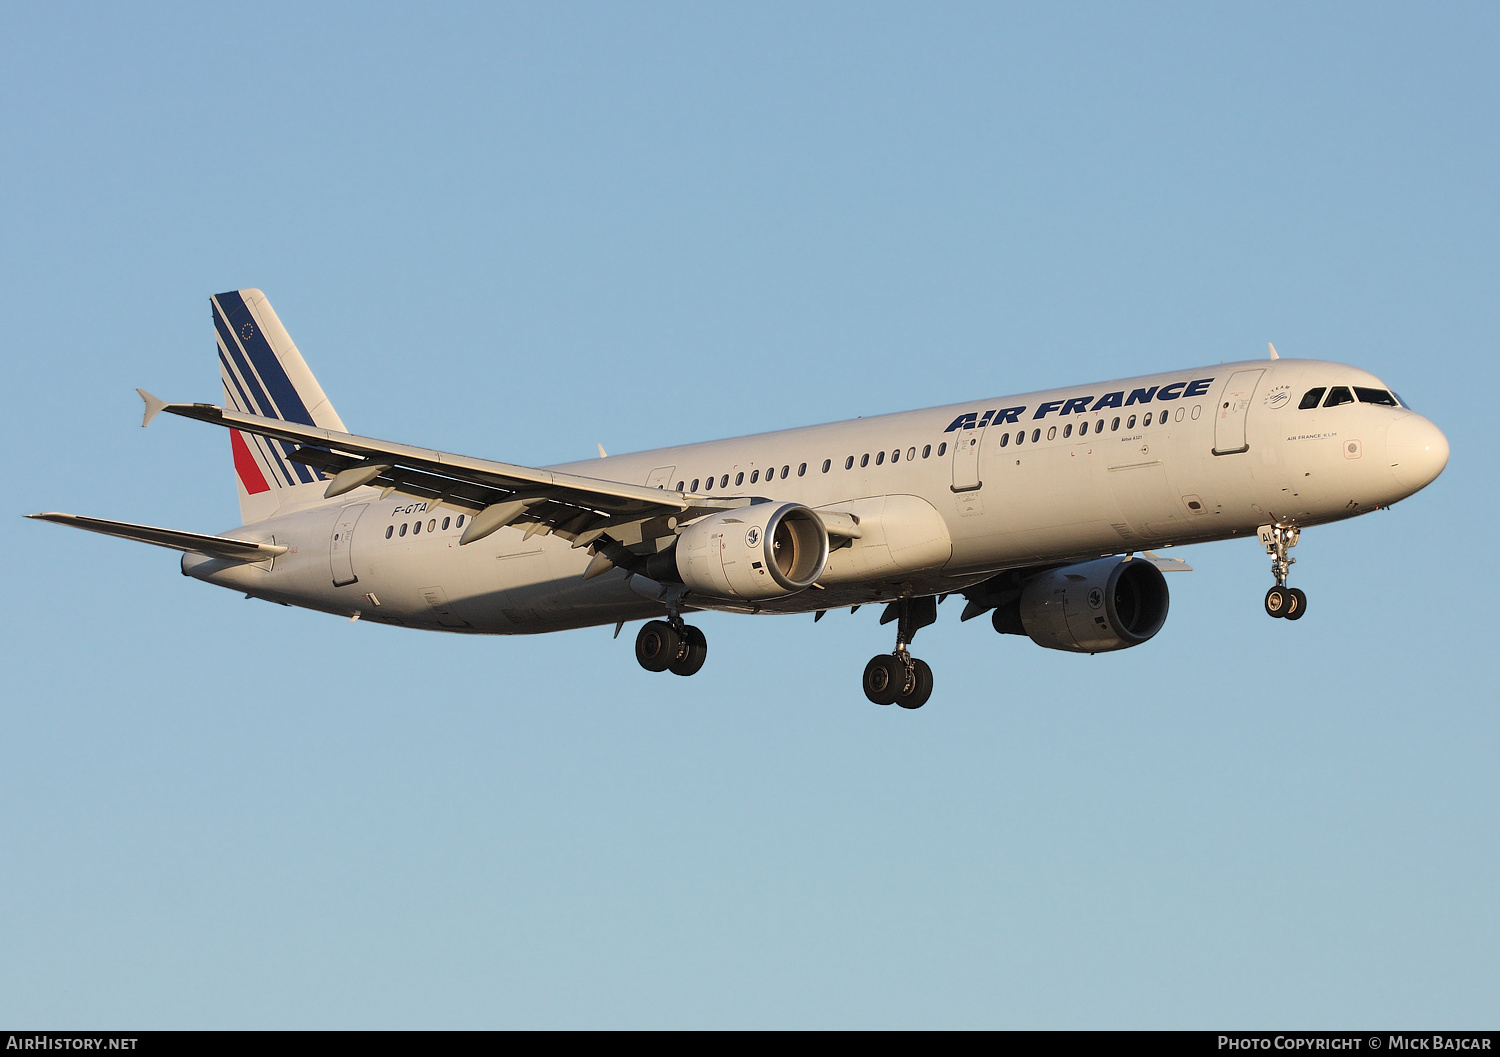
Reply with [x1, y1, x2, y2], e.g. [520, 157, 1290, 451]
[1268, 342, 1280, 360]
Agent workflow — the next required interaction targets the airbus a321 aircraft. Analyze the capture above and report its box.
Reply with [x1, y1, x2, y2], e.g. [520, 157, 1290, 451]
[30, 289, 1449, 709]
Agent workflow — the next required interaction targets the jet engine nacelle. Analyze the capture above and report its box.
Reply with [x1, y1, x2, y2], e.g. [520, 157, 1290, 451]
[674, 503, 829, 601]
[1000, 556, 1170, 654]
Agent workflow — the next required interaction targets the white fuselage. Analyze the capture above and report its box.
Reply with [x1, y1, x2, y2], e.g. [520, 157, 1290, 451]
[182, 358, 1448, 633]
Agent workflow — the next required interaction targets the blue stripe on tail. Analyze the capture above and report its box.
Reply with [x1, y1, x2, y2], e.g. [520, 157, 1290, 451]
[212, 291, 316, 426]
[216, 334, 302, 487]
[212, 293, 318, 485]
[219, 349, 299, 488]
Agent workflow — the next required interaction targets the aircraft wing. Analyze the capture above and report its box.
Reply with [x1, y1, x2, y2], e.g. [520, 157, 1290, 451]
[26, 512, 286, 562]
[139, 391, 749, 550]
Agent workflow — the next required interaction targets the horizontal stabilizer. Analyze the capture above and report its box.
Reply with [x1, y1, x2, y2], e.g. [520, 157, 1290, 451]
[26, 512, 286, 562]
[137, 388, 168, 427]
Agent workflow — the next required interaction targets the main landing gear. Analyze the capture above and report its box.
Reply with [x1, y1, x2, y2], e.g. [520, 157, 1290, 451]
[862, 596, 937, 709]
[1260, 522, 1307, 621]
[635, 618, 708, 676]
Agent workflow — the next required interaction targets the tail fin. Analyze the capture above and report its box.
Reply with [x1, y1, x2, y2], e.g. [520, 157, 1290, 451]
[212, 289, 346, 523]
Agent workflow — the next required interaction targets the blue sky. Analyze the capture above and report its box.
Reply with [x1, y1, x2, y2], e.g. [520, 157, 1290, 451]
[2, 2, 1496, 1028]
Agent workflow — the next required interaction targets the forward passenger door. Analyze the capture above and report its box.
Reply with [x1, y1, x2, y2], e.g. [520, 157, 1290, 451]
[1213, 370, 1264, 455]
[951, 421, 986, 491]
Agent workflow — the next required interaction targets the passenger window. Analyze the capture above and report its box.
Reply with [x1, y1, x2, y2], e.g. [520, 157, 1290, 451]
[1047, 426, 1056, 440]
[1063, 423, 1072, 438]
[428, 519, 436, 532]
[399, 523, 407, 537]
[938, 443, 947, 456]
[704, 477, 713, 490]
[1175, 408, 1184, 422]
[1324, 386, 1354, 407]
[1016, 430, 1025, 446]
[691, 479, 700, 491]
[876, 451, 885, 465]
[822, 459, 830, 473]
[1079, 420, 1088, 435]
[1111, 417, 1120, 431]
[922, 445, 931, 458]
[781, 466, 790, 479]
[676, 481, 684, 491]
[1029, 428, 1038, 443]
[1143, 412, 1152, 426]
[385, 525, 393, 539]
[750, 470, 759, 484]
[891, 449, 900, 463]
[456, 514, 465, 527]
[735, 472, 744, 486]
[1126, 415, 1136, 429]
[1299, 387, 1326, 410]
[442, 517, 450, 530]
[721, 475, 729, 488]
[798, 463, 807, 476]
[1095, 419, 1104, 433]
[1355, 387, 1399, 406]
[861, 454, 870, 467]
[907, 447, 916, 461]
[999, 432, 1010, 447]
[413, 521, 422, 535]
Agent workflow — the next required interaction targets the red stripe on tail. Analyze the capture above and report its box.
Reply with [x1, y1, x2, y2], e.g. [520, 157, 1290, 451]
[231, 430, 271, 494]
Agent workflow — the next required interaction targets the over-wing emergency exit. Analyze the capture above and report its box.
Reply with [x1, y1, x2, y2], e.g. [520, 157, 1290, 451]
[29, 289, 1449, 708]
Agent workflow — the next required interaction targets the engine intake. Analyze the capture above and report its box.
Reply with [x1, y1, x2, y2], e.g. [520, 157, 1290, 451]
[672, 503, 829, 601]
[995, 556, 1170, 653]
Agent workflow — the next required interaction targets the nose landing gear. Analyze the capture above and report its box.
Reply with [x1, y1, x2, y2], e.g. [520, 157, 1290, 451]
[862, 596, 937, 708]
[1260, 522, 1307, 621]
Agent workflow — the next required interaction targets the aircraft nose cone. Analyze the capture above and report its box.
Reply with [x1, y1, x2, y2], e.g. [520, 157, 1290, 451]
[1387, 414, 1450, 492]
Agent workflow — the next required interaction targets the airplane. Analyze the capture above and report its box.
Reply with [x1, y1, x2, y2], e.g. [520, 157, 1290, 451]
[28, 289, 1450, 709]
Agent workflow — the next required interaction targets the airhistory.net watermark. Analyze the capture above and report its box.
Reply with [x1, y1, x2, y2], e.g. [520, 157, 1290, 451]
[5, 1038, 137, 1051]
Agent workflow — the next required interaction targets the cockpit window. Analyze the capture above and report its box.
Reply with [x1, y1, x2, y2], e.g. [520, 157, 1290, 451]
[1394, 392, 1410, 409]
[1299, 387, 1326, 410]
[1323, 386, 1355, 408]
[1355, 387, 1399, 406]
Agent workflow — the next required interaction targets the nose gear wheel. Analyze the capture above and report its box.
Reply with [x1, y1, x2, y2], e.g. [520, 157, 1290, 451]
[1266, 586, 1307, 620]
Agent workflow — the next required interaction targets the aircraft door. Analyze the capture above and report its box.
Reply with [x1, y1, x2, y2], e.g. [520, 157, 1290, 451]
[951, 421, 987, 492]
[1213, 369, 1265, 455]
[645, 465, 676, 489]
[329, 503, 368, 586]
